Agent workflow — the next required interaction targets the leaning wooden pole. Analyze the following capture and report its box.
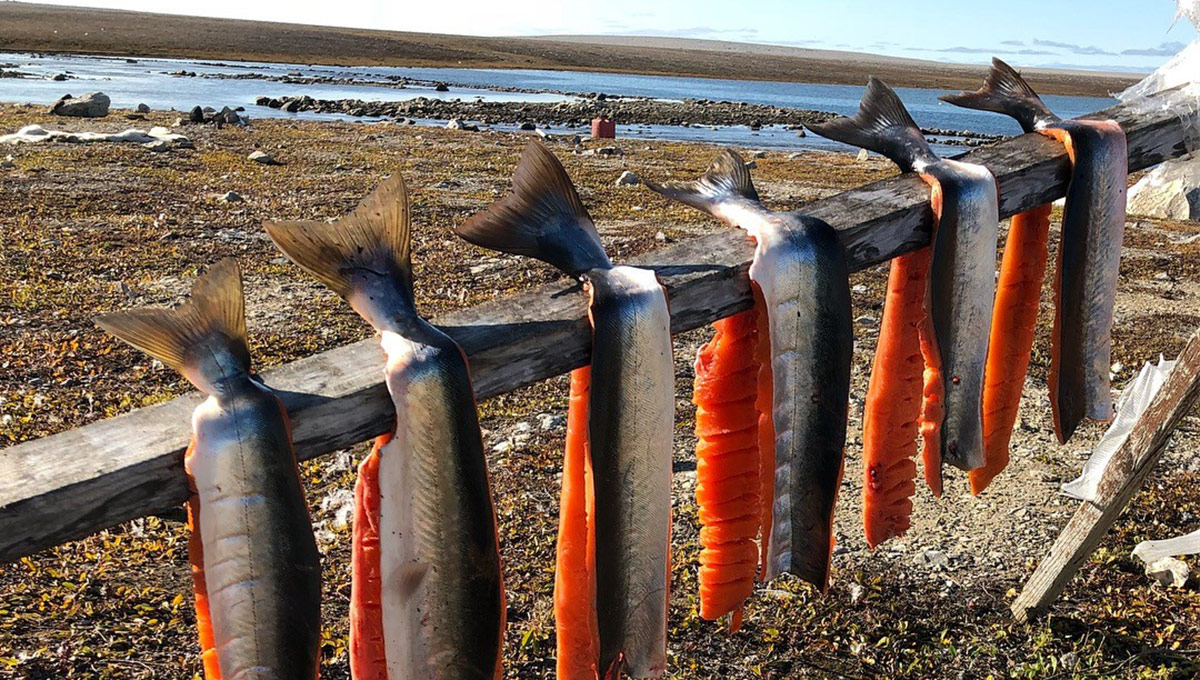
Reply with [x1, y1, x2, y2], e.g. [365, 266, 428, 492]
[1011, 325, 1200, 621]
[0, 93, 1193, 564]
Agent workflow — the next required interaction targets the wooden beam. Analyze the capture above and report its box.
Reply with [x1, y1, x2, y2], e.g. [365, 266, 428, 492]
[0, 94, 1193, 564]
[1011, 325, 1200, 621]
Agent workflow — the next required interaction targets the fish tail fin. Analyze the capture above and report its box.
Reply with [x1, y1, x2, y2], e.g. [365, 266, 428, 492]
[645, 148, 762, 218]
[264, 175, 415, 320]
[456, 141, 611, 278]
[806, 77, 937, 172]
[95, 259, 250, 392]
[939, 58, 1057, 133]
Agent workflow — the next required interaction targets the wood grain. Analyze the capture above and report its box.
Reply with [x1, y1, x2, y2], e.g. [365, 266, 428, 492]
[0, 94, 1192, 564]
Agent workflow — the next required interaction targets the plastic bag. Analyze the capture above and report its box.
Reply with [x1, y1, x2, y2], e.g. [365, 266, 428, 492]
[1061, 357, 1177, 502]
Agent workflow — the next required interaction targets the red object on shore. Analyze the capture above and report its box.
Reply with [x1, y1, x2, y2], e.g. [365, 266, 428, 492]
[591, 116, 615, 139]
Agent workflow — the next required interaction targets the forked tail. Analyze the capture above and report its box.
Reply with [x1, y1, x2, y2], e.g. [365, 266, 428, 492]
[456, 141, 612, 278]
[807, 77, 938, 172]
[645, 148, 761, 218]
[939, 58, 1059, 133]
[264, 175, 416, 329]
[95, 258, 250, 395]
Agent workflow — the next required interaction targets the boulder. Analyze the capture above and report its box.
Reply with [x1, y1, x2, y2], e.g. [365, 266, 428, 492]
[189, 106, 205, 123]
[1128, 158, 1200, 221]
[518, 121, 537, 131]
[49, 92, 110, 118]
[856, 148, 870, 162]
[434, 83, 450, 92]
[615, 170, 639, 186]
[446, 119, 478, 131]
[136, 103, 150, 114]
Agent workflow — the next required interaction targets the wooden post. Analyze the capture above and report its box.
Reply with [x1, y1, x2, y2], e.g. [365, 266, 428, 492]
[1011, 326, 1200, 621]
[0, 93, 1194, 564]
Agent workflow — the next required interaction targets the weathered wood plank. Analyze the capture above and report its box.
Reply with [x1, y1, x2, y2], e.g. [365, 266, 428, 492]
[0, 95, 1192, 564]
[1011, 325, 1200, 621]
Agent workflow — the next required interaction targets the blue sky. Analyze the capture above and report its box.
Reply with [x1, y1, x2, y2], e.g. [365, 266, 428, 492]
[28, 0, 1199, 72]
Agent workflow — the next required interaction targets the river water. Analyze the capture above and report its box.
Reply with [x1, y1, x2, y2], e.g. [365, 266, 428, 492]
[0, 52, 1119, 153]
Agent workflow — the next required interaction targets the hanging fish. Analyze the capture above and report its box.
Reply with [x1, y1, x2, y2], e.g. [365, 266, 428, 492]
[96, 259, 322, 680]
[647, 149, 853, 590]
[942, 57, 1126, 462]
[264, 176, 505, 680]
[809, 77, 1000, 501]
[457, 142, 674, 680]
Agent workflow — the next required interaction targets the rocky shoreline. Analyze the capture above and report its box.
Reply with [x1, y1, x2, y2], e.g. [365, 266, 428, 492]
[254, 93, 1001, 145]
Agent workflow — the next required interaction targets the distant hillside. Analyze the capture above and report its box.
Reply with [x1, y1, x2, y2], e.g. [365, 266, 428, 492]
[0, 2, 1137, 96]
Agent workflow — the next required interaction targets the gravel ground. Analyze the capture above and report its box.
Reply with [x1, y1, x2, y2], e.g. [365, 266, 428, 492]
[1, 103, 1197, 679]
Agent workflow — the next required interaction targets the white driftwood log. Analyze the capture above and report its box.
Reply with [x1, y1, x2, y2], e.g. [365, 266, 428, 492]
[0, 94, 1193, 563]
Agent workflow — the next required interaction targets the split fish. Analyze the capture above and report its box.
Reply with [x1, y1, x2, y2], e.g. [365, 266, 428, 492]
[96, 259, 322, 680]
[809, 77, 1000, 497]
[941, 57, 1126, 453]
[265, 176, 505, 680]
[647, 149, 853, 590]
[457, 142, 674, 679]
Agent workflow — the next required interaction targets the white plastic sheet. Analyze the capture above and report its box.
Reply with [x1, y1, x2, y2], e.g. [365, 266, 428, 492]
[1061, 357, 1177, 502]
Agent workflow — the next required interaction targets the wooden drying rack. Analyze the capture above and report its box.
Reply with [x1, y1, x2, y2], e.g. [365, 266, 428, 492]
[1, 92, 1195, 619]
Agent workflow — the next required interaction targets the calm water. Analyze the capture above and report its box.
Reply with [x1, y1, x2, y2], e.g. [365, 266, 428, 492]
[0, 52, 1119, 152]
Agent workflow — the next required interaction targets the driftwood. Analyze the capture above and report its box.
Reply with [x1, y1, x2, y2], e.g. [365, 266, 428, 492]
[0, 94, 1194, 564]
[1011, 325, 1200, 621]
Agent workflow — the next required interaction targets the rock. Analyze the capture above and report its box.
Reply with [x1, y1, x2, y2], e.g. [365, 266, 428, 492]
[446, 119, 478, 131]
[616, 170, 639, 186]
[855, 315, 878, 327]
[136, 103, 150, 114]
[125, 113, 146, 121]
[744, 160, 757, 169]
[219, 191, 244, 203]
[655, 231, 668, 243]
[518, 121, 536, 131]
[1128, 158, 1200, 221]
[537, 413, 566, 430]
[284, 99, 302, 113]
[535, 128, 550, 138]
[1145, 557, 1189, 587]
[0, 155, 14, 170]
[50, 73, 68, 82]
[795, 128, 807, 138]
[49, 91, 110, 118]
[247, 150, 280, 165]
[914, 549, 950, 570]
[434, 83, 450, 92]
[856, 148, 870, 162]
[189, 105, 205, 123]
[752, 150, 768, 158]
[142, 139, 171, 152]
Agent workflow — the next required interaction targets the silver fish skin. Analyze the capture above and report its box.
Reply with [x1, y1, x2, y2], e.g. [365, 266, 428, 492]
[751, 216, 852, 587]
[646, 150, 853, 590]
[586, 265, 675, 679]
[190, 380, 323, 680]
[376, 323, 505, 680]
[1045, 119, 1126, 442]
[96, 260, 322, 680]
[916, 158, 999, 471]
[264, 176, 504, 679]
